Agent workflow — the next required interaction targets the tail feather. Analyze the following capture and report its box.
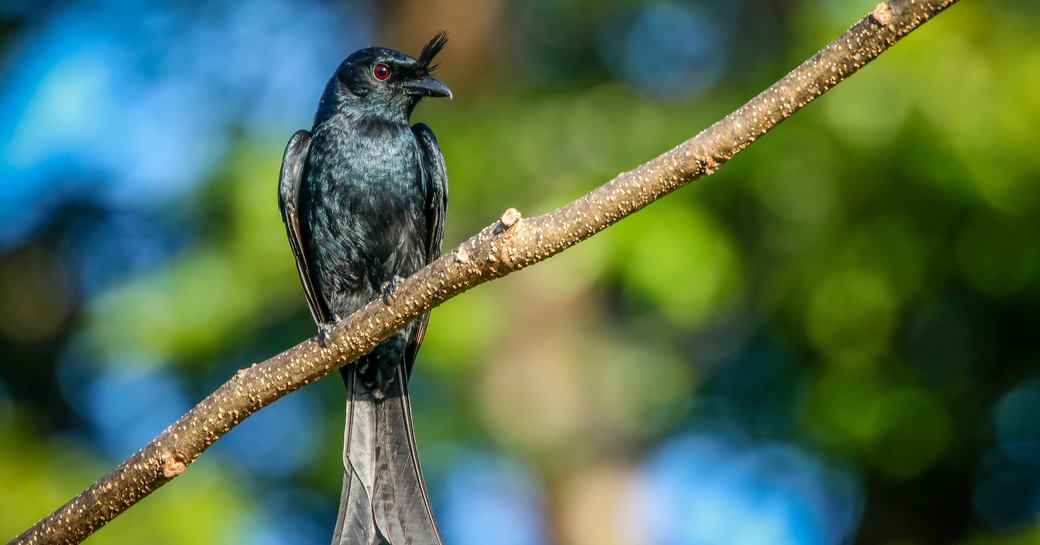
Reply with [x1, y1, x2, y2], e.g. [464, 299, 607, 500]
[371, 363, 443, 545]
[330, 359, 443, 545]
[331, 466, 378, 545]
[331, 367, 379, 545]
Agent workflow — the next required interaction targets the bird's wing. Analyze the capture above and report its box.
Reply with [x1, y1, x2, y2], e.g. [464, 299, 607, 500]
[278, 129, 330, 327]
[405, 123, 449, 373]
[412, 123, 448, 263]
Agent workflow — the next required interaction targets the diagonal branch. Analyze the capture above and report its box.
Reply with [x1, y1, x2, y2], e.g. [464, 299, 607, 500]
[11, 1, 960, 543]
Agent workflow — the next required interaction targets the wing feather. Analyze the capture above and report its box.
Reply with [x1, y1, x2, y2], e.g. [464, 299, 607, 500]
[406, 124, 449, 373]
[278, 129, 330, 327]
[412, 123, 448, 264]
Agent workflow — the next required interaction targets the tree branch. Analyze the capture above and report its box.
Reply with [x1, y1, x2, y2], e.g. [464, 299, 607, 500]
[11, 1, 960, 543]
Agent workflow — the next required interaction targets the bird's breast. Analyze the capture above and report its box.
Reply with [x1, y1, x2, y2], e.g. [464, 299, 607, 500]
[302, 120, 428, 295]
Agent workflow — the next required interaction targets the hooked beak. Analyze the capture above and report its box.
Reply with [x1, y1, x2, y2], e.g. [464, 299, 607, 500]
[406, 75, 453, 100]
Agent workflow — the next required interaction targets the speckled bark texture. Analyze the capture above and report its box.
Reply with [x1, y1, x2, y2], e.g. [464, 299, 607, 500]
[11, 1, 960, 543]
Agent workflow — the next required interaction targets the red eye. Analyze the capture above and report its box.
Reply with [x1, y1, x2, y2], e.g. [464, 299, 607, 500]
[373, 64, 391, 81]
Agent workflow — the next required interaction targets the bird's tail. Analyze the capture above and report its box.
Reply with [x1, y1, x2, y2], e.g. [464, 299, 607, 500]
[330, 356, 443, 545]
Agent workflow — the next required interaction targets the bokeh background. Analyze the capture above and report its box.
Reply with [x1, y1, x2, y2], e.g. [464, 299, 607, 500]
[2, 0, 1039, 543]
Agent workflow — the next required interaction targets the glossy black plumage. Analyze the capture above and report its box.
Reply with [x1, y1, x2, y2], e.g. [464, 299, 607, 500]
[278, 32, 450, 545]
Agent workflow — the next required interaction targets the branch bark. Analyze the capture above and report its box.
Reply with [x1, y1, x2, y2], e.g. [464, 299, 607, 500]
[11, 1, 960, 543]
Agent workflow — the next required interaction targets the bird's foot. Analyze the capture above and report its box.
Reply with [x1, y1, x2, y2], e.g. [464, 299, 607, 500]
[316, 315, 342, 348]
[380, 276, 404, 305]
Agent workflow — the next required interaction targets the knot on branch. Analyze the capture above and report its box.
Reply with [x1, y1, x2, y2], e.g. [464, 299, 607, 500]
[872, 2, 894, 25]
[492, 208, 523, 267]
[161, 451, 188, 478]
[454, 247, 470, 264]
[703, 156, 720, 175]
[499, 208, 522, 229]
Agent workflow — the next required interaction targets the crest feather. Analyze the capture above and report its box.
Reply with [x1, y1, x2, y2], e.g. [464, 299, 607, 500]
[418, 30, 448, 72]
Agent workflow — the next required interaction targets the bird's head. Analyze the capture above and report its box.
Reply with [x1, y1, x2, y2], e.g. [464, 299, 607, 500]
[319, 31, 451, 124]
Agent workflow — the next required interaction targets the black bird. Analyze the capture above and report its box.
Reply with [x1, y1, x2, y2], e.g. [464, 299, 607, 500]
[277, 32, 451, 545]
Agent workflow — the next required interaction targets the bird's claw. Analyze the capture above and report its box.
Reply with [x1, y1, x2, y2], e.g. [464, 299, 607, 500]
[316, 315, 342, 348]
[381, 276, 404, 305]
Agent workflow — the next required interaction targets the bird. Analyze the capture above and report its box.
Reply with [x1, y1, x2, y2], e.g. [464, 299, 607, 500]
[277, 32, 451, 545]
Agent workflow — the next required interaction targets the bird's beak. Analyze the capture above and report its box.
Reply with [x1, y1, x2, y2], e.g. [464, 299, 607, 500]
[406, 75, 453, 100]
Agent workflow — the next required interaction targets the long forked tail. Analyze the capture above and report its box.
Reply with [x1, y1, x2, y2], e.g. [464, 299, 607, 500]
[331, 358, 443, 545]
